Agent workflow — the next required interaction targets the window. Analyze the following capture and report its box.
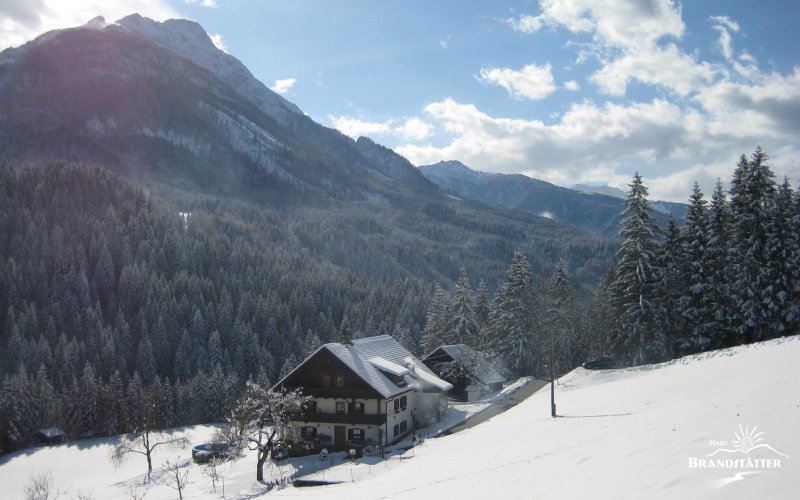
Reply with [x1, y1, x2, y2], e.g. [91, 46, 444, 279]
[321, 374, 331, 388]
[348, 428, 364, 442]
[393, 424, 399, 437]
[348, 401, 365, 414]
[303, 400, 317, 413]
[301, 426, 317, 440]
[393, 399, 400, 413]
[336, 401, 346, 414]
[335, 374, 345, 388]
[400, 396, 407, 410]
[400, 421, 407, 433]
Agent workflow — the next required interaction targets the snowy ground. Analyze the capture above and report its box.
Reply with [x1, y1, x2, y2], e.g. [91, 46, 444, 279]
[1, 337, 798, 499]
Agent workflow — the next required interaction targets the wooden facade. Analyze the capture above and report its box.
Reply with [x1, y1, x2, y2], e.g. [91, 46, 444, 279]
[274, 336, 451, 454]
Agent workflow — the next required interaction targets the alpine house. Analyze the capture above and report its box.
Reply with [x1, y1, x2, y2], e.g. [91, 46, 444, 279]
[272, 334, 452, 455]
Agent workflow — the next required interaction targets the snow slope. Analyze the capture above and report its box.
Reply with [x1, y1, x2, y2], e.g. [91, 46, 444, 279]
[276, 336, 799, 499]
[1, 337, 797, 499]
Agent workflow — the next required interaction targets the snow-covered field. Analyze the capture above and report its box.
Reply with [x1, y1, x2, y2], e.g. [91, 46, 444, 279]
[2, 337, 798, 499]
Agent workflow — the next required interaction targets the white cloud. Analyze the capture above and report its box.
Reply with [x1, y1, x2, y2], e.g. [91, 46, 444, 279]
[439, 35, 451, 49]
[184, 0, 218, 7]
[0, 0, 178, 49]
[508, 0, 685, 49]
[329, 115, 393, 139]
[508, 1, 717, 97]
[564, 80, 580, 91]
[397, 117, 433, 141]
[329, 115, 433, 142]
[590, 43, 716, 97]
[270, 78, 297, 95]
[394, 86, 800, 202]
[506, 14, 545, 34]
[478, 63, 556, 101]
[709, 15, 739, 60]
[209, 33, 226, 52]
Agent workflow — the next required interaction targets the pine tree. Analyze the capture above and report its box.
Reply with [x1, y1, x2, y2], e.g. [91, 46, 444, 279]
[422, 284, 449, 355]
[448, 268, 479, 346]
[680, 182, 715, 353]
[473, 279, 491, 339]
[545, 262, 580, 373]
[653, 215, 685, 353]
[729, 147, 776, 343]
[763, 178, 798, 334]
[136, 337, 157, 386]
[78, 363, 99, 437]
[488, 251, 541, 375]
[707, 179, 736, 347]
[610, 173, 664, 365]
[207, 331, 224, 372]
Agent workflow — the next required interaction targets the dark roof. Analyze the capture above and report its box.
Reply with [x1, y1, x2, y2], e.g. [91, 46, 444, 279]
[423, 344, 506, 385]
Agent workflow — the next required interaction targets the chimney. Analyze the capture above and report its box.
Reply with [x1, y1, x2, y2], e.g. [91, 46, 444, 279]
[340, 327, 353, 345]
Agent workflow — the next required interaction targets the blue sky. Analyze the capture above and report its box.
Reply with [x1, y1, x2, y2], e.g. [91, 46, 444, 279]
[2, 0, 799, 201]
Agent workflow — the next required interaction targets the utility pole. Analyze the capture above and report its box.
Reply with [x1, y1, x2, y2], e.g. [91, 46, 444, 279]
[550, 328, 557, 418]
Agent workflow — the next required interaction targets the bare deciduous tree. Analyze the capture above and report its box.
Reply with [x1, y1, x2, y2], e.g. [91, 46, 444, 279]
[110, 429, 189, 482]
[160, 459, 190, 500]
[24, 471, 66, 500]
[227, 382, 308, 482]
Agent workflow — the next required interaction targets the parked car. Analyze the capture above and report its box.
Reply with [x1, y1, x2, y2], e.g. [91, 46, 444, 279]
[582, 356, 615, 370]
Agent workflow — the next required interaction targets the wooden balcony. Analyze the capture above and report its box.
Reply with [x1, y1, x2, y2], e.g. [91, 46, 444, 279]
[291, 411, 386, 426]
[300, 386, 380, 400]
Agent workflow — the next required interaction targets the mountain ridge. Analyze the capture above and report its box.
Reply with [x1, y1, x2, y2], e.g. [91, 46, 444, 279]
[420, 160, 686, 236]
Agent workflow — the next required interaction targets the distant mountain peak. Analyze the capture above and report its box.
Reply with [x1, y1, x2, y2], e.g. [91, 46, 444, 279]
[84, 16, 109, 30]
[571, 183, 627, 199]
[114, 14, 302, 124]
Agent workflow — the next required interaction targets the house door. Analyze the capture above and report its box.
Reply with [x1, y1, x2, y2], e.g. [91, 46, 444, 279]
[334, 426, 346, 450]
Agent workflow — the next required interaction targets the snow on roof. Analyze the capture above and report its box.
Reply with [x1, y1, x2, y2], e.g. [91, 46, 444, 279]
[368, 356, 410, 376]
[37, 427, 65, 438]
[406, 360, 454, 392]
[322, 335, 451, 398]
[427, 344, 506, 385]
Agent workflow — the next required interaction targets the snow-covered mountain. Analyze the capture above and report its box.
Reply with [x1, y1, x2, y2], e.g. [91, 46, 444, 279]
[1, 337, 796, 498]
[420, 160, 687, 235]
[0, 15, 436, 203]
[571, 183, 627, 199]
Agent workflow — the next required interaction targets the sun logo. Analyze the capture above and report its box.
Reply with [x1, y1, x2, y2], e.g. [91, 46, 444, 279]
[708, 424, 788, 458]
[733, 424, 763, 453]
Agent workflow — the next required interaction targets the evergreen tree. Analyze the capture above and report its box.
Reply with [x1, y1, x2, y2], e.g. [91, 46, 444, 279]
[545, 262, 580, 373]
[448, 268, 479, 346]
[473, 279, 491, 340]
[610, 173, 664, 365]
[136, 337, 157, 386]
[78, 363, 99, 437]
[422, 284, 449, 355]
[707, 179, 735, 346]
[679, 183, 715, 353]
[488, 251, 541, 375]
[763, 178, 798, 334]
[653, 215, 685, 353]
[729, 147, 776, 343]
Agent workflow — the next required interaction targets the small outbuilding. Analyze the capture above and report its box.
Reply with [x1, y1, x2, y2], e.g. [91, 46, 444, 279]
[423, 344, 506, 402]
[35, 427, 65, 446]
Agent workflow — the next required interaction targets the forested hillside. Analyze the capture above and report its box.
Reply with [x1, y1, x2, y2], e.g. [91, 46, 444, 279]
[418, 147, 799, 390]
[0, 161, 617, 452]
